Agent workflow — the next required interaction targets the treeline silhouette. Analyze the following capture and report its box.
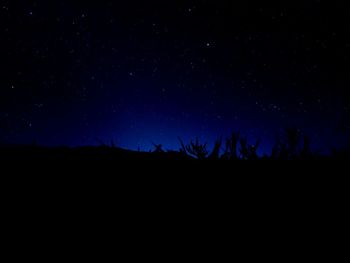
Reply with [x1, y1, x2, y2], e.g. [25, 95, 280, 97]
[1, 127, 348, 160]
[174, 128, 349, 160]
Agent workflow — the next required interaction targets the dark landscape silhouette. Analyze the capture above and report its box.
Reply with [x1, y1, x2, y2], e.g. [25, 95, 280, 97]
[1, 128, 349, 161]
[1, 1, 348, 164]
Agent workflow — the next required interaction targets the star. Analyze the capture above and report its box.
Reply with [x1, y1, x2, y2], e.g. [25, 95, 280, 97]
[0, 0, 345, 155]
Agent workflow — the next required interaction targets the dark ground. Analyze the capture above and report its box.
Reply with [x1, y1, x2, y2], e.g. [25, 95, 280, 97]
[1, 144, 348, 161]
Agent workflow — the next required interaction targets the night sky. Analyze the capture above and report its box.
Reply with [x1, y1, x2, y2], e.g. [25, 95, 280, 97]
[1, 0, 349, 152]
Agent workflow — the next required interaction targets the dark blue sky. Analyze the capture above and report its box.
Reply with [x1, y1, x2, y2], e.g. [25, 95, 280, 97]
[0, 0, 349, 152]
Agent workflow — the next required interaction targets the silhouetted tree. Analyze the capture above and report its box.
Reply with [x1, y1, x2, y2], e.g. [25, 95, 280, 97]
[285, 128, 301, 158]
[222, 131, 240, 160]
[300, 135, 311, 159]
[271, 128, 312, 160]
[208, 137, 222, 160]
[239, 137, 260, 160]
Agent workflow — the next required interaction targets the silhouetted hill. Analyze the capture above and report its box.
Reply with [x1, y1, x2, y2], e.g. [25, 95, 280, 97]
[1, 128, 349, 161]
[0, 144, 193, 161]
[0, 143, 348, 161]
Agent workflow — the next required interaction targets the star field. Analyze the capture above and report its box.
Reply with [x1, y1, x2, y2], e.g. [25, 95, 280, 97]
[0, 0, 349, 152]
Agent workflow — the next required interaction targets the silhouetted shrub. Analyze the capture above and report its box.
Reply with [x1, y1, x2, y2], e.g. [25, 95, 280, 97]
[152, 143, 164, 153]
[179, 137, 209, 159]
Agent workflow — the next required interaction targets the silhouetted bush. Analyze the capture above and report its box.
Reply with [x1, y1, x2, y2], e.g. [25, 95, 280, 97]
[179, 137, 209, 160]
[152, 143, 164, 153]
